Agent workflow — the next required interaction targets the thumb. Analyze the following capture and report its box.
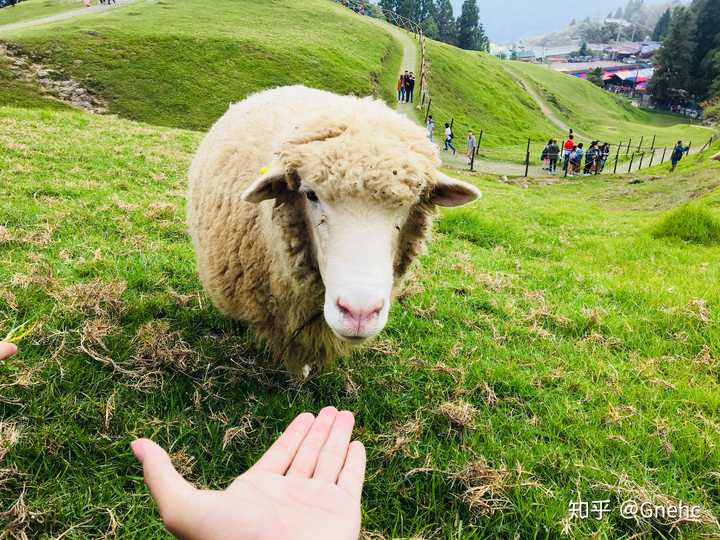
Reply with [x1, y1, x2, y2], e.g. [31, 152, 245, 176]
[0, 342, 18, 361]
[131, 438, 196, 525]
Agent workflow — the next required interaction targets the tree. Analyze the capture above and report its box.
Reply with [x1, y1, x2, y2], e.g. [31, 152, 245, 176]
[587, 68, 604, 87]
[434, 0, 456, 45]
[456, 0, 488, 51]
[578, 42, 589, 57]
[690, 0, 720, 99]
[652, 8, 671, 41]
[649, 6, 697, 106]
[396, 0, 418, 21]
[379, 0, 398, 16]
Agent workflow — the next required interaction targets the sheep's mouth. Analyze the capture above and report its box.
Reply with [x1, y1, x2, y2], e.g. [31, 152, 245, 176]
[333, 332, 371, 344]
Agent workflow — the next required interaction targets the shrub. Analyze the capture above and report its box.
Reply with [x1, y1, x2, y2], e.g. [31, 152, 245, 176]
[653, 204, 720, 245]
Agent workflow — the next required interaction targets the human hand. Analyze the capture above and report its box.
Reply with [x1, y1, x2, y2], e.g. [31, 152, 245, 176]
[0, 342, 17, 361]
[131, 407, 366, 540]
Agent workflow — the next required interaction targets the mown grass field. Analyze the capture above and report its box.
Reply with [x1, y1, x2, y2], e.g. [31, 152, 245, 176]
[1, 98, 720, 538]
[0, 0, 80, 26]
[1, 0, 401, 130]
[505, 61, 714, 151]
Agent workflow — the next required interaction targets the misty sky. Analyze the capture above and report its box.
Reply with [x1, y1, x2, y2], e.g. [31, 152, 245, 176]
[451, 0, 666, 43]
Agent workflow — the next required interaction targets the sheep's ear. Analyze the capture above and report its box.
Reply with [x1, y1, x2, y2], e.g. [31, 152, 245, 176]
[429, 173, 482, 207]
[241, 166, 289, 203]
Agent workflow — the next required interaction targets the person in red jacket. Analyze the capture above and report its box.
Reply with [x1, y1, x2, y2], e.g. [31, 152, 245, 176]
[563, 134, 575, 171]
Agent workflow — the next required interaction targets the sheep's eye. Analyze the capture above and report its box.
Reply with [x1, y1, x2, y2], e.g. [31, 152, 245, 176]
[305, 191, 319, 203]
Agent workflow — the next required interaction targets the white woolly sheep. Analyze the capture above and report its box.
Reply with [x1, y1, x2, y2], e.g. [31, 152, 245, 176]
[187, 85, 480, 376]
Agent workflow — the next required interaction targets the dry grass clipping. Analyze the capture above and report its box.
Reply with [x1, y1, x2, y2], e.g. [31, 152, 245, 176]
[0, 422, 21, 461]
[132, 320, 199, 373]
[439, 400, 478, 431]
[53, 279, 126, 317]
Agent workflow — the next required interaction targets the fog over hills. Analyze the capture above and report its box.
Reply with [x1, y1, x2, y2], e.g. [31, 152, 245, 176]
[451, 0, 672, 43]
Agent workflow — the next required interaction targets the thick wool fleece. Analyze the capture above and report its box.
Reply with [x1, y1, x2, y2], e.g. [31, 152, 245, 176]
[187, 86, 442, 374]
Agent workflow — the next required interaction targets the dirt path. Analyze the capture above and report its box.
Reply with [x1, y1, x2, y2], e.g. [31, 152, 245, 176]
[0, 0, 132, 34]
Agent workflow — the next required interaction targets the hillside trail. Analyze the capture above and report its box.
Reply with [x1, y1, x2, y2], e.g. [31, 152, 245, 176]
[0, 0, 133, 35]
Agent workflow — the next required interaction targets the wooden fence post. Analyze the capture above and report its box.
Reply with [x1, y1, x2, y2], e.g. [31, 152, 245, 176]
[524, 138, 531, 177]
[637, 135, 644, 152]
[628, 153, 635, 173]
[626, 139, 632, 155]
[661, 147, 667, 164]
[613, 143, 621, 174]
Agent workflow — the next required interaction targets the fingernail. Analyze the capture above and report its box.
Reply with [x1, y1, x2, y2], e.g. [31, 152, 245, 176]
[130, 439, 146, 463]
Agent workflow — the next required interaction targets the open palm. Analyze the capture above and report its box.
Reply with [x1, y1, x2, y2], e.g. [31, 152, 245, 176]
[131, 407, 366, 540]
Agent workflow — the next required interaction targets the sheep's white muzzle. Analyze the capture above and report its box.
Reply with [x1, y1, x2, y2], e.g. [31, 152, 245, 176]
[324, 286, 390, 342]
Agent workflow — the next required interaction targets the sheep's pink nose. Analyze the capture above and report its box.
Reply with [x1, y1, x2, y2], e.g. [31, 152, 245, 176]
[336, 297, 384, 329]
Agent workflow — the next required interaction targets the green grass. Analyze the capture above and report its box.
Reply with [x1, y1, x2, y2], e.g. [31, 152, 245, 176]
[2, 103, 720, 539]
[0, 54, 71, 110]
[424, 40, 561, 162]
[1, 0, 401, 130]
[654, 204, 720, 244]
[0, 0, 80, 26]
[505, 61, 714, 151]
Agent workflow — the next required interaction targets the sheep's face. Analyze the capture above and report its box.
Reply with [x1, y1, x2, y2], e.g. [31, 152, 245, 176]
[242, 162, 481, 343]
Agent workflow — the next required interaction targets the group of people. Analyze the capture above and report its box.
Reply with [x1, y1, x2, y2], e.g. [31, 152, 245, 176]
[543, 135, 612, 176]
[425, 115, 464, 157]
[397, 71, 415, 104]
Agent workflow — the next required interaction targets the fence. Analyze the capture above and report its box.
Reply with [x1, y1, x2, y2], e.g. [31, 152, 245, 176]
[456, 124, 719, 177]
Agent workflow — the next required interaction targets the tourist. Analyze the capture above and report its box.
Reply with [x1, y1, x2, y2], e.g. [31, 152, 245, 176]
[584, 141, 598, 176]
[397, 74, 405, 102]
[541, 139, 552, 170]
[569, 143, 584, 176]
[426, 115, 434, 142]
[467, 130, 477, 164]
[598, 143, 610, 172]
[444, 123, 456, 155]
[548, 139, 560, 174]
[563, 134, 575, 170]
[670, 140, 687, 172]
[403, 71, 412, 103]
[407, 73, 415, 103]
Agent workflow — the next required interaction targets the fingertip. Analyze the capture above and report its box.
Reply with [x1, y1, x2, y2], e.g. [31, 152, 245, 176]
[319, 405, 338, 416]
[130, 439, 146, 463]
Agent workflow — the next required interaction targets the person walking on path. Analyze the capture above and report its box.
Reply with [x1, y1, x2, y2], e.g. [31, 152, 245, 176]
[548, 139, 560, 174]
[467, 130, 477, 164]
[563, 134, 575, 169]
[407, 73, 415, 103]
[397, 74, 405, 102]
[403, 72, 412, 103]
[569, 143, 584, 176]
[426, 115, 434, 143]
[584, 141, 598, 176]
[444, 123, 456, 155]
[541, 139, 552, 170]
[670, 140, 687, 172]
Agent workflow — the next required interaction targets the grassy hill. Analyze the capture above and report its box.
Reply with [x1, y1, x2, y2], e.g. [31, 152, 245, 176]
[422, 42, 714, 163]
[424, 41, 560, 162]
[1, 0, 401, 130]
[506, 61, 714, 151]
[1, 101, 720, 538]
[0, 0, 80, 26]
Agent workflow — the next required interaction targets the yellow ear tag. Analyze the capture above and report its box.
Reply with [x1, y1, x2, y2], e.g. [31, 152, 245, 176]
[260, 166, 269, 175]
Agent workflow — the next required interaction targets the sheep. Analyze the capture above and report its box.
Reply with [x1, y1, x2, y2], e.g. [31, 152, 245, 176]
[187, 85, 480, 376]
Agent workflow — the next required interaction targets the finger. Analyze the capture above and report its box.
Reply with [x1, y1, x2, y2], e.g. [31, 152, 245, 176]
[131, 438, 196, 525]
[313, 410, 355, 483]
[0, 342, 17, 361]
[338, 441, 366, 500]
[251, 412, 315, 475]
[286, 406, 338, 478]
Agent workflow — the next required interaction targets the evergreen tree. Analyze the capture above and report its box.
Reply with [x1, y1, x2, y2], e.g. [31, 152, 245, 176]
[396, 0, 418, 21]
[578, 41, 589, 57]
[434, 0, 456, 45]
[652, 8, 671, 41]
[613, 7, 624, 19]
[417, 0, 434, 21]
[379, 0, 398, 17]
[649, 6, 697, 105]
[691, 0, 720, 99]
[456, 0, 488, 51]
[587, 68, 604, 87]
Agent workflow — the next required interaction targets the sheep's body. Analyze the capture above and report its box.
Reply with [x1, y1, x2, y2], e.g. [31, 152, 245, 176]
[188, 86, 442, 374]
